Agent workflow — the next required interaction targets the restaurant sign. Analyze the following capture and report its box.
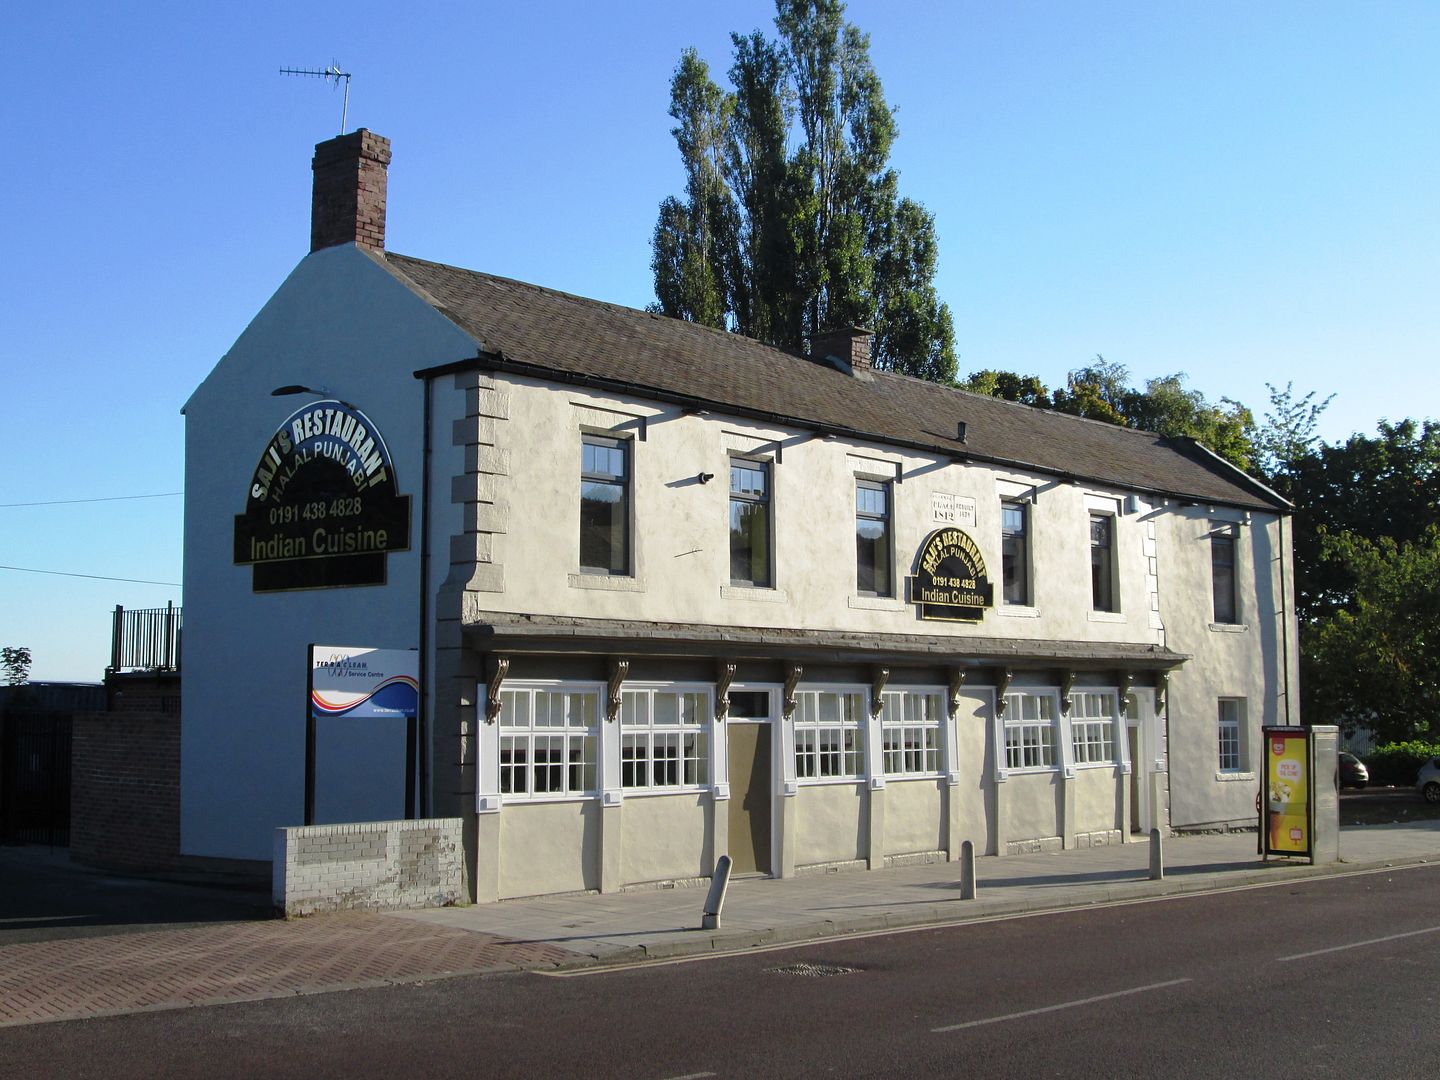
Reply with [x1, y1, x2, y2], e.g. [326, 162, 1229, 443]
[233, 400, 410, 592]
[905, 527, 994, 622]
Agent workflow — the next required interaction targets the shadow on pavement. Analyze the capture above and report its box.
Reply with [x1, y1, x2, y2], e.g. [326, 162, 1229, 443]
[0, 844, 274, 945]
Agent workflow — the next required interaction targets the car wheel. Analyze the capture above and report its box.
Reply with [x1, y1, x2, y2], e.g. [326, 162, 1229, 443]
[1424, 782, 1440, 805]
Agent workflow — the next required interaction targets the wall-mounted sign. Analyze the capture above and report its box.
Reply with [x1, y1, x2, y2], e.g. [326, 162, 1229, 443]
[930, 491, 976, 527]
[905, 528, 994, 622]
[233, 400, 410, 592]
[1263, 726, 1311, 857]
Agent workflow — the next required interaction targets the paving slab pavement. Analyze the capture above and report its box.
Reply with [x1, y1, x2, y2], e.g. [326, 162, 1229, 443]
[2, 821, 1436, 1029]
[388, 820, 1440, 963]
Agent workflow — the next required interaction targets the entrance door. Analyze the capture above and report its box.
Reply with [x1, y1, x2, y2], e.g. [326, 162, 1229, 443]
[727, 722, 772, 875]
[1127, 723, 1142, 833]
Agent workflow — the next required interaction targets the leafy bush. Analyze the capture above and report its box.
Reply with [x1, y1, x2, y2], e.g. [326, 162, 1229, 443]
[1362, 741, 1440, 787]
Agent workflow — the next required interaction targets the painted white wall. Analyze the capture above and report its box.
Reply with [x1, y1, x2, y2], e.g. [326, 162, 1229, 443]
[181, 245, 479, 860]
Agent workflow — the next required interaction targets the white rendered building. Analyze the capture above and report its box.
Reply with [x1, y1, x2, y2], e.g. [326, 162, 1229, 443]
[181, 132, 1297, 900]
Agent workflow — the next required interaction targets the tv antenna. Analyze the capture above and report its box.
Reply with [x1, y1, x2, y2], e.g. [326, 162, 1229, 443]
[280, 63, 353, 135]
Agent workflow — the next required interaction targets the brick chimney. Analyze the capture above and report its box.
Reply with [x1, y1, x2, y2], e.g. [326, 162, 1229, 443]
[811, 326, 875, 376]
[310, 129, 391, 253]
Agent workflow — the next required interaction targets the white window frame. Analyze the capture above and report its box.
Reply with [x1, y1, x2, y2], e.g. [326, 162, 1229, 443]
[1002, 690, 1060, 773]
[494, 682, 602, 802]
[1218, 698, 1245, 772]
[1069, 690, 1119, 767]
[618, 684, 712, 794]
[793, 687, 867, 783]
[880, 688, 945, 779]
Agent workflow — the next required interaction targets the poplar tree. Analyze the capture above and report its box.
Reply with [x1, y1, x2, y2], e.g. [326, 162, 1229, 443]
[651, 0, 957, 383]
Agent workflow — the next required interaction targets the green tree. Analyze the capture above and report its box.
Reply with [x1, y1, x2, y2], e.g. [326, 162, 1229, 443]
[1, 646, 31, 686]
[958, 369, 1052, 408]
[1304, 527, 1440, 743]
[964, 358, 1256, 470]
[1282, 419, 1440, 623]
[651, 0, 957, 383]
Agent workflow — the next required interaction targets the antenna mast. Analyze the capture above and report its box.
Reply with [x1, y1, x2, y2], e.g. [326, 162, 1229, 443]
[280, 64, 353, 135]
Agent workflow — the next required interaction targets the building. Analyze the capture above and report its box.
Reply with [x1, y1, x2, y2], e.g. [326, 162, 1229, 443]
[181, 131, 1297, 902]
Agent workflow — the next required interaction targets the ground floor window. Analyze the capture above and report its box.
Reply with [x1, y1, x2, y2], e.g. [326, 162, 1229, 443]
[620, 687, 709, 789]
[498, 686, 599, 797]
[1070, 691, 1118, 765]
[1004, 692, 1057, 770]
[1218, 698, 1245, 771]
[794, 689, 865, 780]
[880, 690, 944, 776]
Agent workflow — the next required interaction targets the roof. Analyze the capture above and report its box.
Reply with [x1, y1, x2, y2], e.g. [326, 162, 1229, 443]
[383, 252, 1284, 512]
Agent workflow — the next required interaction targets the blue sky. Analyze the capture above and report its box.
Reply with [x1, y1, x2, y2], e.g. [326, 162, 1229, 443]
[3, 1, 1437, 681]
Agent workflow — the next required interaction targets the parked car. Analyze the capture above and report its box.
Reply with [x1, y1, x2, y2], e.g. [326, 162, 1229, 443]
[1339, 752, 1369, 789]
[1419, 757, 1440, 804]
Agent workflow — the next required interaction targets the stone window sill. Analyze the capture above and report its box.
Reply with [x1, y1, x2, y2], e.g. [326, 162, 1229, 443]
[1208, 622, 1248, 634]
[1087, 610, 1125, 624]
[1216, 770, 1255, 782]
[849, 595, 904, 611]
[722, 585, 790, 604]
[997, 605, 1040, 619]
[568, 572, 645, 592]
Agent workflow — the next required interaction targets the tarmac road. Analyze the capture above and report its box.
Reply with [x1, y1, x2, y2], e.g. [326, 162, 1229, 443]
[4, 861, 1437, 1079]
[0, 847, 271, 945]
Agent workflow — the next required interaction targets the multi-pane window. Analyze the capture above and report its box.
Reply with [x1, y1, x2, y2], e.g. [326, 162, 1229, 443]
[1212, 530, 1238, 624]
[856, 480, 892, 596]
[1004, 692, 1057, 770]
[880, 690, 944, 777]
[729, 459, 771, 587]
[498, 687, 599, 798]
[1090, 513, 1116, 612]
[794, 690, 865, 780]
[620, 688, 709, 790]
[1218, 698, 1244, 771]
[1070, 691, 1118, 765]
[1001, 501, 1029, 605]
[580, 435, 628, 574]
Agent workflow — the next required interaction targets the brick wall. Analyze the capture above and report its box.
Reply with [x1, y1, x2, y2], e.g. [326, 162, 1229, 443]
[71, 711, 180, 871]
[273, 818, 464, 916]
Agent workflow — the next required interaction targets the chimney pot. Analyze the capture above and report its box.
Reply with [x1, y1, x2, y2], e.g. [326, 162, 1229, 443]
[810, 326, 875, 376]
[311, 129, 391, 253]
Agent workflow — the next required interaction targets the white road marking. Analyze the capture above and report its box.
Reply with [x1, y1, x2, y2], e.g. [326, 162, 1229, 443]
[1277, 924, 1440, 962]
[534, 862, 1436, 978]
[659, 1073, 716, 1080]
[932, 978, 1192, 1033]
[0, 915, 89, 924]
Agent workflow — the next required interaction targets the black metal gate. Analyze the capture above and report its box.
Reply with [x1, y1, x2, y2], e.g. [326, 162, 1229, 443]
[0, 713, 71, 846]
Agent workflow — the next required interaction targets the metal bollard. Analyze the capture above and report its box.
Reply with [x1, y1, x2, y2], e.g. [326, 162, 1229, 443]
[959, 839, 977, 900]
[1148, 827, 1164, 881]
[701, 854, 732, 930]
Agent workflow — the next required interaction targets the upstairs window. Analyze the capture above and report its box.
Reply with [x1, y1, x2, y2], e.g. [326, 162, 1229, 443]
[1001, 501, 1029, 605]
[729, 459, 772, 587]
[1090, 513, 1117, 612]
[856, 480, 892, 597]
[580, 435, 628, 575]
[1212, 530, 1238, 624]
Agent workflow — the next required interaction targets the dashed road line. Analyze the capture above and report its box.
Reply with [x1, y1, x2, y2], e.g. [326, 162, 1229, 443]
[932, 978, 1193, 1032]
[1277, 924, 1440, 962]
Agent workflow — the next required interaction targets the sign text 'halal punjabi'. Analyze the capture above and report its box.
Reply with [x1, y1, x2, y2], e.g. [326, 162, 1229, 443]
[233, 400, 410, 591]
